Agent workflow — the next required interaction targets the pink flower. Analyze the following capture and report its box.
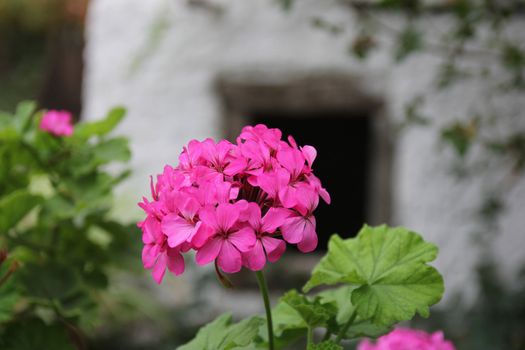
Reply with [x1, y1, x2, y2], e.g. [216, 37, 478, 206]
[241, 203, 288, 271]
[195, 202, 256, 273]
[40, 110, 74, 136]
[280, 185, 319, 252]
[137, 123, 330, 283]
[358, 329, 456, 350]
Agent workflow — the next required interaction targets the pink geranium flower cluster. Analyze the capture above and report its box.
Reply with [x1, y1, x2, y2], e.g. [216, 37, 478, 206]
[39, 110, 74, 137]
[138, 124, 330, 283]
[358, 329, 456, 350]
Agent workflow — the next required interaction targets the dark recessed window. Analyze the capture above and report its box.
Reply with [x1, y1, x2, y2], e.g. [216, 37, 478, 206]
[251, 111, 371, 250]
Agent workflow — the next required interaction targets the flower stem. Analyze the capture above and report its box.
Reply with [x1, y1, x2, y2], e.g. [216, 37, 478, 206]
[307, 326, 314, 345]
[335, 310, 357, 344]
[255, 270, 274, 350]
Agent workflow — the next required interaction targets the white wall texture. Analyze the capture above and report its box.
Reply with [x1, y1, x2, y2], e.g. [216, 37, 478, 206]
[83, 0, 525, 305]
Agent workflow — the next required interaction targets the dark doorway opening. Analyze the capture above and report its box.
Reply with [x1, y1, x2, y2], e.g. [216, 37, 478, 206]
[251, 111, 371, 250]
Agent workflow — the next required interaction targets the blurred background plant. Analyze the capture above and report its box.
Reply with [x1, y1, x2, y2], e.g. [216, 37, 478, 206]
[0, 101, 140, 349]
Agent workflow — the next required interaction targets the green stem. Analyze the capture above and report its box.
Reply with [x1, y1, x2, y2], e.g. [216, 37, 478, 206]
[255, 270, 274, 350]
[335, 310, 357, 344]
[307, 326, 314, 345]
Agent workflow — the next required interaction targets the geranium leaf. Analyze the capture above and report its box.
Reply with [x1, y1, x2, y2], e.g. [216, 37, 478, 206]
[303, 224, 444, 326]
[318, 286, 390, 339]
[177, 313, 264, 350]
[280, 290, 336, 329]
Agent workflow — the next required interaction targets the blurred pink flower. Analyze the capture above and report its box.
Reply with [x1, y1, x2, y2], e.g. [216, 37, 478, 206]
[137, 124, 329, 283]
[39, 110, 74, 136]
[358, 328, 456, 350]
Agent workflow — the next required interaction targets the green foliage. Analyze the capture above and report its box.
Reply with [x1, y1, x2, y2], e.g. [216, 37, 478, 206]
[304, 225, 443, 326]
[0, 101, 135, 347]
[308, 340, 343, 350]
[0, 190, 42, 232]
[0, 318, 75, 350]
[441, 120, 478, 157]
[395, 26, 423, 62]
[180, 224, 444, 349]
[177, 314, 264, 350]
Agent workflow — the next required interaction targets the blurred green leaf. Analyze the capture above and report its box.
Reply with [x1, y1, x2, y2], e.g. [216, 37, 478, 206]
[14, 100, 37, 133]
[501, 43, 525, 73]
[0, 189, 42, 232]
[92, 137, 131, 164]
[73, 107, 126, 138]
[1, 318, 75, 350]
[0, 257, 20, 323]
[19, 262, 80, 301]
[274, 0, 294, 11]
[351, 35, 376, 60]
[441, 120, 477, 157]
[395, 26, 422, 62]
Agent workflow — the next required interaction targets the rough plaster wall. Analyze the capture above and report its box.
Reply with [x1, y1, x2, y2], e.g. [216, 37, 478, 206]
[83, 0, 525, 305]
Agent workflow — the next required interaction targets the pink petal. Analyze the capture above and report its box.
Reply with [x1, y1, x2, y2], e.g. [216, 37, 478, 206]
[261, 236, 286, 263]
[199, 206, 219, 231]
[179, 197, 201, 220]
[195, 237, 223, 265]
[217, 240, 242, 273]
[278, 185, 298, 209]
[143, 215, 162, 243]
[261, 207, 290, 233]
[224, 156, 247, 176]
[161, 214, 194, 248]
[280, 215, 306, 244]
[277, 148, 304, 177]
[216, 203, 239, 231]
[295, 184, 319, 213]
[297, 216, 317, 252]
[240, 203, 262, 230]
[152, 252, 167, 284]
[243, 240, 266, 271]
[357, 339, 374, 350]
[142, 245, 157, 269]
[166, 249, 185, 276]
[319, 187, 331, 204]
[228, 227, 256, 252]
[191, 222, 214, 248]
[301, 145, 317, 167]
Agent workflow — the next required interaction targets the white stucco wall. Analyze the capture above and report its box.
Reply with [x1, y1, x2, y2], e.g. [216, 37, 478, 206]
[83, 0, 525, 304]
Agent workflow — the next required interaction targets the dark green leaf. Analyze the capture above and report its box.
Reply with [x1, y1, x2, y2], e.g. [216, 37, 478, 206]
[0, 257, 20, 323]
[20, 262, 81, 301]
[1, 318, 75, 350]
